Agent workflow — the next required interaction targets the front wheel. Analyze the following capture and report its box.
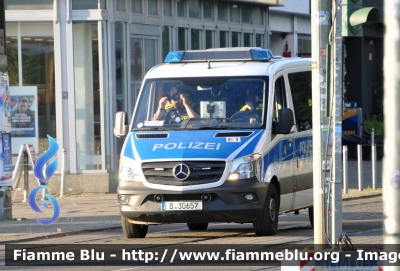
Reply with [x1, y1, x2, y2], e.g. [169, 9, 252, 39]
[121, 215, 148, 238]
[253, 184, 279, 236]
[187, 222, 208, 231]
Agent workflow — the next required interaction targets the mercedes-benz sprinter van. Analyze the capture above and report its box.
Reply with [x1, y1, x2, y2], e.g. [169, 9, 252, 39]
[114, 48, 313, 238]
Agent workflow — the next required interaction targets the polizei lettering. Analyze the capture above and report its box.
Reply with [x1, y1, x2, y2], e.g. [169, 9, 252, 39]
[299, 140, 312, 155]
[152, 142, 221, 151]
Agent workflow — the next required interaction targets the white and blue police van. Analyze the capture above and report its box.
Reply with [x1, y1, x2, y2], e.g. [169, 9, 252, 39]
[114, 47, 313, 238]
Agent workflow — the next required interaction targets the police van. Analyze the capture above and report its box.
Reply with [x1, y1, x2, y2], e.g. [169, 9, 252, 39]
[114, 47, 313, 238]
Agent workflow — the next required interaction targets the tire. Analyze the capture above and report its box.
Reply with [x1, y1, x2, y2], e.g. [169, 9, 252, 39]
[253, 184, 279, 236]
[308, 206, 314, 228]
[187, 222, 209, 231]
[121, 215, 148, 238]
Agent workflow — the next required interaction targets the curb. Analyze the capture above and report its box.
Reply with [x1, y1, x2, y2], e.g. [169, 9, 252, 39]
[342, 190, 382, 201]
[342, 193, 382, 201]
[0, 225, 121, 245]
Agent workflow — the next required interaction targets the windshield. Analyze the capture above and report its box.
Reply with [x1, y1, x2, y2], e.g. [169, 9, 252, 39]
[132, 77, 268, 130]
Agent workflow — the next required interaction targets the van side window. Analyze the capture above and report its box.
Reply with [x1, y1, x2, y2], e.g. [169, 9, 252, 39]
[273, 76, 287, 122]
[288, 71, 312, 131]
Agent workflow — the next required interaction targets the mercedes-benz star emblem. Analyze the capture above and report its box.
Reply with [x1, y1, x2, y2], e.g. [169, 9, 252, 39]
[172, 164, 191, 181]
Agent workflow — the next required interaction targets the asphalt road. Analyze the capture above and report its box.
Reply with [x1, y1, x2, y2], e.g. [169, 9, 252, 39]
[0, 196, 383, 271]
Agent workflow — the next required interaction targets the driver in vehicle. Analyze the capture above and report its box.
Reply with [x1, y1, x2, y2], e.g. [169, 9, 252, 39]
[229, 91, 263, 123]
[153, 87, 199, 121]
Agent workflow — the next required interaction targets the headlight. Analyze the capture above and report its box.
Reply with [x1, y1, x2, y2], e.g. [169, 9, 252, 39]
[228, 154, 261, 181]
[119, 156, 142, 182]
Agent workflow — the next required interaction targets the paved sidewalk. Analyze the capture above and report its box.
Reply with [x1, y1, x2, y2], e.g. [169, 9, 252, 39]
[0, 193, 120, 244]
[0, 161, 383, 244]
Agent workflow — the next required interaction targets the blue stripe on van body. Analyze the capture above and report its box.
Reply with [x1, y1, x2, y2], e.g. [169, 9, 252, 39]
[262, 134, 313, 166]
[122, 130, 263, 161]
[122, 134, 136, 160]
[293, 135, 313, 157]
[122, 131, 313, 184]
[261, 138, 294, 170]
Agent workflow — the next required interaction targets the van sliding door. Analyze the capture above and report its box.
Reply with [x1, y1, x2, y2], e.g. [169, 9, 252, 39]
[288, 70, 313, 210]
[271, 75, 295, 213]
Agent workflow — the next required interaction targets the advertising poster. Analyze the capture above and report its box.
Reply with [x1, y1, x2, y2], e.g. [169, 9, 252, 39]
[11, 95, 36, 137]
[1, 132, 12, 182]
[0, 73, 13, 186]
[27, 144, 38, 165]
[0, 75, 10, 132]
[10, 86, 38, 155]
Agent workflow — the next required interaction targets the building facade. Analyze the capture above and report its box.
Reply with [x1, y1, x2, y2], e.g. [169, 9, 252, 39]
[5, 0, 310, 193]
[269, 0, 311, 57]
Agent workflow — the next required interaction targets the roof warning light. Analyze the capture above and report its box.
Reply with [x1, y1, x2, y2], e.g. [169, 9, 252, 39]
[164, 48, 274, 63]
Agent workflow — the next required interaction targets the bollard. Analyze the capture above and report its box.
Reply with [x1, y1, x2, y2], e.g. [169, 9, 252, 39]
[371, 128, 375, 146]
[371, 129, 376, 190]
[60, 148, 67, 197]
[0, 186, 12, 220]
[343, 146, 348, 194]
[357, 144, 363, 191]
[23, 151, 28, 202]
[372, 145, 377, 190]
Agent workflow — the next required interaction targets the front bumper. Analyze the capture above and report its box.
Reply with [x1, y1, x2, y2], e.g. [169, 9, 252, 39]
[117, 177, 268, 224]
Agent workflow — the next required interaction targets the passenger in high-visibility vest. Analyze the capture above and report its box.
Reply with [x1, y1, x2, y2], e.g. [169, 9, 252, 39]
[153, 87, 199, 121]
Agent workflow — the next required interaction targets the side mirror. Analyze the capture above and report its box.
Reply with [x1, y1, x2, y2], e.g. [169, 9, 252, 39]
[276, 108, 294, 134]
[114, 111, 129, 138]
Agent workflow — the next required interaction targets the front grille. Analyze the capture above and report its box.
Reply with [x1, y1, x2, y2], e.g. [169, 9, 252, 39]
[142, 161, 226, 186]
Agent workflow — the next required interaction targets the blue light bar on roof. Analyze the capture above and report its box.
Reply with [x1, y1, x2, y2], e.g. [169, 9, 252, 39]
[164, 48, 274, 63]
[251, 49, 274, 61]
[164, 51, 184, 63]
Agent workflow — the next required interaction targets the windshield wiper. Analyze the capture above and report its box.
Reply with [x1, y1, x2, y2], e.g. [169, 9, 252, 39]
[132, 127, 177, 131]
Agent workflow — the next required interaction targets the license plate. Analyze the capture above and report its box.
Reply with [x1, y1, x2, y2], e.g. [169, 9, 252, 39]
[162, 201, 202, 211]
